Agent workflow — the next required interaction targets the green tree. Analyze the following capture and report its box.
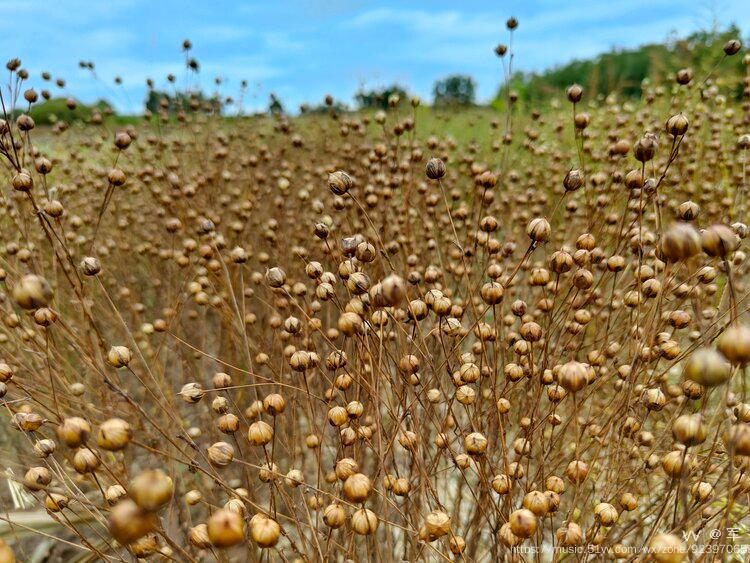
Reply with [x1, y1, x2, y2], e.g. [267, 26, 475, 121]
[144, 90, 221, 115]
[268, 93, 284, 116]
[354, 84, 409, 109]
[433, 75, 476, 107]
[492, 25, 746, 105]
[22, 98, 113, 125]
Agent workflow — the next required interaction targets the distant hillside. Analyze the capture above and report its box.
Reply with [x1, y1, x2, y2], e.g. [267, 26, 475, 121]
[495, 25, 746, 106]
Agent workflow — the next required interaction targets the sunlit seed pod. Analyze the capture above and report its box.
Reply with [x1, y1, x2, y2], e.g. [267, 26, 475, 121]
[464, 432, 488, 455]
[188, 524, 212, 548]
[724, 424, 750, 456]
[545, 475, 565, 494]
[105, 484, 127, 505]
[0, 364, 13, 383]
[527, 217, 551, 243]
[563, 168, 584, 192]
[108, 499, 158, 544]
[327, 406, 349, 426]
[565, 460, 589, 483]
[593, 502, 618, 526]
[130, 469, 174, 511]
[556, 521, 583, 547]
[659, 223, 700, 262]
[701, 224, 739, 257]
[328, 170, 353, 195]
[57, 417, 91, 448]
[323, 504, 346, 528]
[265, 267, 286, 288]
[641, 387, 666, 410]
[11, 170, 33, 192]
[392, 477, 410, 496]
[343, 473, 371, 503]
[351, 508, 378, 535]
[249, 514, 281, 548]
[185, 490, 203, 505]
[619, 492, 637, 511]
[509, 509, 537, 538]
[499, 522, 521, 547]
[80, 256, 101, 276]
[672, 414, 707, 446]
[558, 360, 588, 392]
[724, 38, 742, 55]
[179, 382, 204, 403]
[44, 492, 69, 512]
[691, 481, 713, 503]
[665, 114, 689, 137]
[263, 393, 286, 415]
[23, 466, 52, 491]
[422, 510, 451, 541]
[207, 441, 235, 467]
[217, 413, 240, 433]
[335, 458, 359, 481]
[13, 274, 52, 310]
[247, 420, 273, 445]
[522, 490, 549, 516]
[425, 157, 446, 180]
[480, 281, 504, 304]
[97, 418, 132, 451]
[449, 535, 466, 554]
[662, 450, 695, 477]
[207, 509, 245, 547]
[10, 412, 45, 432]
[718, 324, 750, 365]
[683, 348, 731, 386]
[33, 439, 55, 458]
[633, 134, 658, 162]
[649, 533, 686, 563]
[129, 534, 158, 558]
[566, 84, 583, 103]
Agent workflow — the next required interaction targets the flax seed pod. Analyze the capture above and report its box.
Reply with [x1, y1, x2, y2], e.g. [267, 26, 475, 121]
[207, 509, 245, 547]
[659, 223, 700, 262]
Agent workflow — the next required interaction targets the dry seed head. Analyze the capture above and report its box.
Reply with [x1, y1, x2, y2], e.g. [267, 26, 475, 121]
[509, 508, 537, 538]
[13, 274, 52, 310]
[57, 417, 91, 448]
[351, 508, 378, 535]
[247, 420, 274, 445]
[425, 157, 446, 180]
[207, 441, 235, 467]
[250, 514, 281, 548]
[724, 39, 742, 55]
[207, 509, 245, 547]
[107, 345, 132, 368]
[328, 170, 353, 195]
[649, 533, 686, 562]
[97, 418, 132, 450]
[683, 347, 731, 387]
[701, 224, 739, 257]
[566, 84, 583, 103]
[179, 382, 204, 403]
[343, 473, 372, 502]
[109, 499, 158, 545]
[130, 469, 174, 511]
[717, 324, 750, 364]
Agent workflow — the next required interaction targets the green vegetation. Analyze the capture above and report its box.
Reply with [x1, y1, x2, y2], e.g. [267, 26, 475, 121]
[433, 74, 476, 106]
[23, 97, 112, 125]
[495, 25, 747, 106]
[144, 89, 222, 115]
[355, 84, 410, 109]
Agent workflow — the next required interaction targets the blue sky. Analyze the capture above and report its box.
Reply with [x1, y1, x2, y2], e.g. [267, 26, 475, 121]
[1, 0, 748, 114]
